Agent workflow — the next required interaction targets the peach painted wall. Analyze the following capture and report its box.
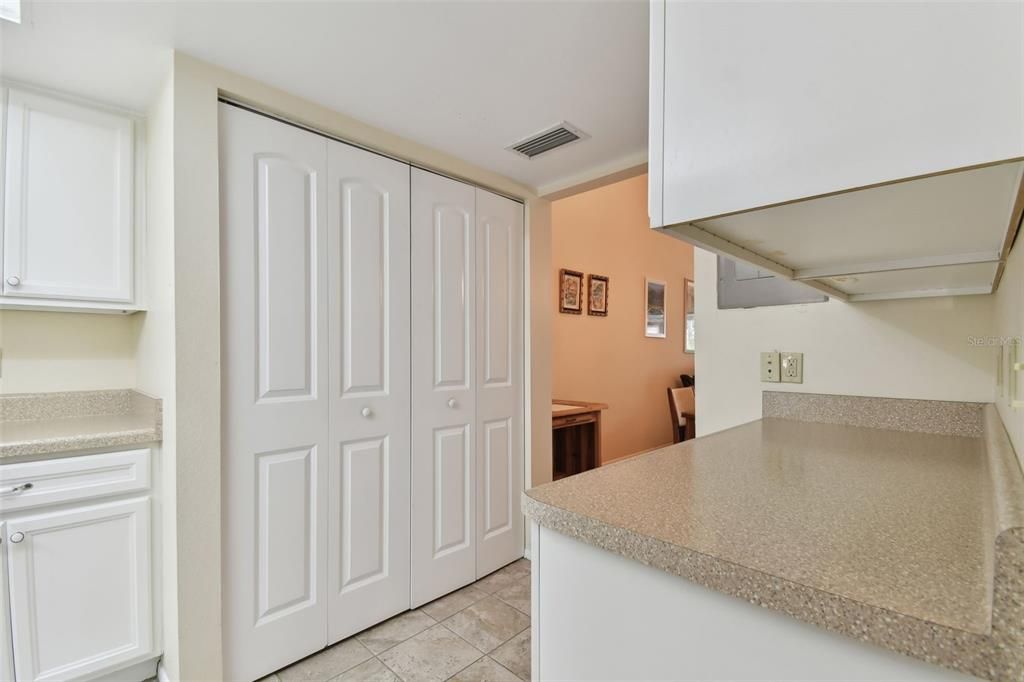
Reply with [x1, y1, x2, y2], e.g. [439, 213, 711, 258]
[551, 174, 695, 462]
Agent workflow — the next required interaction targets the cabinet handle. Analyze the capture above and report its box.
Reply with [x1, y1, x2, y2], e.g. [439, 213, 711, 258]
[6, 276, 20, 286]
[9, 532, 24, 544]
[361, 407, 373, 418]
[447, 398, 457, 409]
[0, 482, 33, 495]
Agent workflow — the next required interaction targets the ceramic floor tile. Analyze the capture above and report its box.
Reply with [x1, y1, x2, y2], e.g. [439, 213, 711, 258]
[490, 630, 530, 681]
[474, 562, 529, 594]
[420, 584, 487, 622]
[331, 657, 400, 682]
[493, 576, 530, 616]
[441, 597, 530, 653]
[356, 609, 437, 654]
[511, 559, 531, 574]
[278, 639, 374, 681]
[378, 624, 483, 682]
[448, 656, 521, 682]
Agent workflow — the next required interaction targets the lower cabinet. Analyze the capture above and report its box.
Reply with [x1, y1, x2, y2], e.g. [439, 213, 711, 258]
[0, 449, 157, 682]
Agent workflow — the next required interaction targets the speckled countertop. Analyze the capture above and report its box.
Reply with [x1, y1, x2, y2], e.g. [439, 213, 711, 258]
[0, 389, 162, 459]
[524, 392, 1024, 681]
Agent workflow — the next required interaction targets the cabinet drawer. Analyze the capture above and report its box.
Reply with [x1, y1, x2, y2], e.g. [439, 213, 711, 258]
[0, 448, 150, 513]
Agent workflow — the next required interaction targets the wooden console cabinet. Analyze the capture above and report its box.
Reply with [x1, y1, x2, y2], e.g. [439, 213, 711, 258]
[552, 400, 608, 480]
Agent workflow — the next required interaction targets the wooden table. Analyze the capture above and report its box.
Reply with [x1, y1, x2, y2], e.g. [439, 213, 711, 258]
[552, 400, 608, 480]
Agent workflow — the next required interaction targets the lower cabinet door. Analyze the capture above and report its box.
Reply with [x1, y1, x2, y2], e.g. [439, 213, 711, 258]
[1, 522, 15, 682]
[6, 497, 153, 682]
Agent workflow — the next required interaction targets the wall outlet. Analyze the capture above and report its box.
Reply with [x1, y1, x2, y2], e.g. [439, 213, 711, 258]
[760, 351, 780, 382]
[781, 352, 803, 383]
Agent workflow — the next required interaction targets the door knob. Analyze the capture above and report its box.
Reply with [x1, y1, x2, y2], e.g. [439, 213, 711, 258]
[9, 532, 24, 544]
[361, 407, 373, 418]
[6, 276, 20, 286]
[447, 398, 457, 409]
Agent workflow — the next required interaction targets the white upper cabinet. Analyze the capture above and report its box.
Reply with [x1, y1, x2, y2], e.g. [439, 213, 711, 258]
[2, 86, 141, 311]
[650, 1, 1024, 302]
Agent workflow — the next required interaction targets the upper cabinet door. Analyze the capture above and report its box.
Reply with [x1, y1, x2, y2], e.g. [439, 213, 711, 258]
[651, 1, 1024, 226]
[3, 88, 135, 302]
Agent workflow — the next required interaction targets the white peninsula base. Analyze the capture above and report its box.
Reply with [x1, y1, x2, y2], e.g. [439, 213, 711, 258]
[530, 523, 976, 681]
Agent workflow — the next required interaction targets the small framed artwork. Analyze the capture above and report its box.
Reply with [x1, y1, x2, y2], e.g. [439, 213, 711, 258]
[587, 274, 609, 316]
[684, 278, 695, 353]
[559, 269, 584, 314]
[645, 278, 667, 338]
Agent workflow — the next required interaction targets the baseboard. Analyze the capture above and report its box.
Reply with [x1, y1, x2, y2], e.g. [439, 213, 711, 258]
[157, 659, 172, 682]
[606, 442, 674, 464]
[524, 546, 532, 561]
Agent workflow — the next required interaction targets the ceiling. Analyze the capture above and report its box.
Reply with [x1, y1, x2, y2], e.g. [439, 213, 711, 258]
[0, 0, 650, 193]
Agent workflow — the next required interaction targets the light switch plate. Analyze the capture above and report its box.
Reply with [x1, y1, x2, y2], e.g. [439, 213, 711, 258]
[760, 351, 780, 382]
[781, 352, 803, 383]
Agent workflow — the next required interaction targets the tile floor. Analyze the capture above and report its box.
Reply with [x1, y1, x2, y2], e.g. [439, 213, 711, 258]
[262, 559, 532, 682]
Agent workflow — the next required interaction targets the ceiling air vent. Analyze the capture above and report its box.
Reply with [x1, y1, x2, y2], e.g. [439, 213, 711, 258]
[507, 122, 588, 159]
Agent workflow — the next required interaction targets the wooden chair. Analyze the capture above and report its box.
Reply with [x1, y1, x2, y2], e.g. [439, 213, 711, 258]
[667, 386, 696, 443]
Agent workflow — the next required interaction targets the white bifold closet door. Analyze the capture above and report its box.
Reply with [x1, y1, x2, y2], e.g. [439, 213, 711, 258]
[326, 141, 412, 643]
[221, 104, 412, 680]
[473, 189, 524, 579]
[221, 105, 330, 682]
[410, 169, 524, 606]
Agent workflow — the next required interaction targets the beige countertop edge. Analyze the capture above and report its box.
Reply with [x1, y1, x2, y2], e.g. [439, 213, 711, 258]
[523, 492, 1023, 682]
[0, 428, 162, 459]
[984, 405, 1024, 534]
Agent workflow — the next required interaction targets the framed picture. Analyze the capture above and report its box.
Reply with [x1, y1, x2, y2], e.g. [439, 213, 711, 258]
[684, 278, 695, 353]
[645, 278, 666, 338]
[559, 269, 584, 314]
[587, 274, 609, 316]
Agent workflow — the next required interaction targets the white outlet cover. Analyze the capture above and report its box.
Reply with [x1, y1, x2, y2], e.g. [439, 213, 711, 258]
[760, 351, 780, 383]
[781, 352, 803, 384]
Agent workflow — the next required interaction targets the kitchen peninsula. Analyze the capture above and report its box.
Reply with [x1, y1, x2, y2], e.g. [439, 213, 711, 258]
[525, 392, 1024, 681]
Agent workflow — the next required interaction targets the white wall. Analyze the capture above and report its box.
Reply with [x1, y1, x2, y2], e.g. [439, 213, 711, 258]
[694, 248, 997, 436]
[993, 238, 1024, 466]
[0, 311, 138, 393]
[134, 67, 179, 681]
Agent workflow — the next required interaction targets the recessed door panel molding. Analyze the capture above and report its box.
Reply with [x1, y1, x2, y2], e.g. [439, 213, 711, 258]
[433, 425, 472, 557]
[339, 178, 389, 396]
[482, 418, 512, 540]
[433, 205, 473, 390]
[412, 169, 478, 606]
[221, 103, 330, 682]
[256, 155, 319, 403]
[327, 140, 411, 644]
[338, 437, 389, 592]
[2, 88, 135, 303]
[475, 188, 525, 578]
[255, 446, 318, 625]
[6, 498, 153, 682]
[482, 217, 513, 387]
[0, 522, 13, 682]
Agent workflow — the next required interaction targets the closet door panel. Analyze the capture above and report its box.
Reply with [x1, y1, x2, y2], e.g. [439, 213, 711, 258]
[475, 189, 525, 577]
[327, 141, 411, 642]
[411, 169, 477, 606]
[221, 104, 330, 682]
